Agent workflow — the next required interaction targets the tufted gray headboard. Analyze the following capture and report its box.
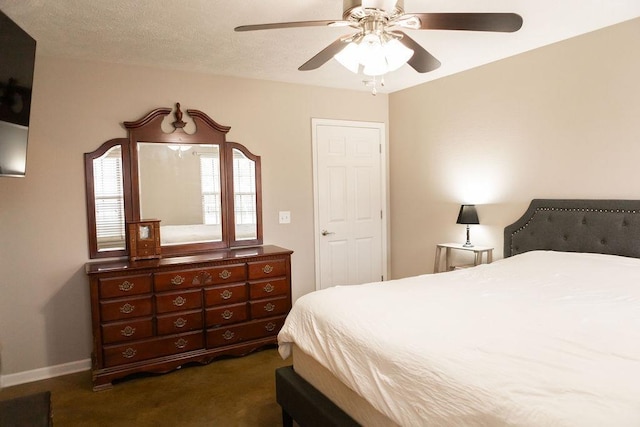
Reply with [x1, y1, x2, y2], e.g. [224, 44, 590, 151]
[504, 199, 640, 258]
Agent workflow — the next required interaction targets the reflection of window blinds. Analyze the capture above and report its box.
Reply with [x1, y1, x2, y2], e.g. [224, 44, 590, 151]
[94, 148, 125, 246]
[233, 151, 256, 225]
[200, 155, 221, 225]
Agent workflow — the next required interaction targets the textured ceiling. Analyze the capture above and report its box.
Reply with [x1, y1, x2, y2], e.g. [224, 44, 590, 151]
[1, 0, 639, 94]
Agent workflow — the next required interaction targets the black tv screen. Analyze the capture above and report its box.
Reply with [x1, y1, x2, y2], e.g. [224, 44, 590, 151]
[0, 9, 36, 177]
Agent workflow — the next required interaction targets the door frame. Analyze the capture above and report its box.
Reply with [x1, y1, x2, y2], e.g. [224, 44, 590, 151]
[311, 118, 389, 291]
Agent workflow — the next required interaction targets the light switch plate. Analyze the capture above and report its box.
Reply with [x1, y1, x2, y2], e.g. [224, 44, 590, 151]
[279, 211, 291, 224]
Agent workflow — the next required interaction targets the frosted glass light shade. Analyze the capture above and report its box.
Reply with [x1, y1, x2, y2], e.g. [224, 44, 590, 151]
[383, 38, 414, 72]
[334, 42, 360, 73]
[359, 34, 386, 76]
[168, 145, 191, 152]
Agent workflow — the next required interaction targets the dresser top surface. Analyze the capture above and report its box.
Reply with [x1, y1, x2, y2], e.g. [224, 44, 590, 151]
[85, 245, 293, 275]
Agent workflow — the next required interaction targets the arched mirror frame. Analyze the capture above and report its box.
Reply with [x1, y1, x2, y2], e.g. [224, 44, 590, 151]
[84, 137, 132, 259]
[84, 104, 263, 259]
[226, 142, 263, 246]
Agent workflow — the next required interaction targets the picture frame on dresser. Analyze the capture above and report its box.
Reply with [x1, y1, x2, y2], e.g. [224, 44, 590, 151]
[83, 104, 292, 390]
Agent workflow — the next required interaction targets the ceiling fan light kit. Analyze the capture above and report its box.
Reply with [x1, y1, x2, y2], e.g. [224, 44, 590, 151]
[235, 0, 523, 93]
[334, 32, 414, 76]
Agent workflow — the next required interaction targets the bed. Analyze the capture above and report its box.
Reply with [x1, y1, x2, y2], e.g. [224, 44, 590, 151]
[275, 199, 640, 426]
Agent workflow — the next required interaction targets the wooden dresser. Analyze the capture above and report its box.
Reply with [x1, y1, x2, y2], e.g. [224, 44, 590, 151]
[85, 245, 292, 390]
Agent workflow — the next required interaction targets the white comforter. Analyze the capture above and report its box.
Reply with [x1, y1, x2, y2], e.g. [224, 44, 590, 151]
[278, 251, 640, 426]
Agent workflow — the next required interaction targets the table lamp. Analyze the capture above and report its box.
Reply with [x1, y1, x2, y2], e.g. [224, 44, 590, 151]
[456, 204, 479, 247]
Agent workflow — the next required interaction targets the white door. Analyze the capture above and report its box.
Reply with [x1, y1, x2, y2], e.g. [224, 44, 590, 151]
[312, 119, 387, 290]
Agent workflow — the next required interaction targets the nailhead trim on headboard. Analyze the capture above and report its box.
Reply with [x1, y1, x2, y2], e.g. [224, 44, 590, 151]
[504, 200, 640, 259]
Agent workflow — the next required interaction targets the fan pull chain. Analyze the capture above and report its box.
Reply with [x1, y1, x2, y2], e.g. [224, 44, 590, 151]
[363, 76, 385, 95]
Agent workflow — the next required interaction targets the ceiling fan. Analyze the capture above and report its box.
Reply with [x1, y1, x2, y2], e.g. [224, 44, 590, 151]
[235, 0, 523, 78]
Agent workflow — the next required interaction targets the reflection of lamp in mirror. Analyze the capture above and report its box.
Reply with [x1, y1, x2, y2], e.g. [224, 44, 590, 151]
[168, 144, 192, 158]
[456, 204, 479, 248]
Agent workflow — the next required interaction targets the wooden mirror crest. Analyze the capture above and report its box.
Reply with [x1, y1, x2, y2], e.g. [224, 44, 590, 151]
[85, 103, 263, 259]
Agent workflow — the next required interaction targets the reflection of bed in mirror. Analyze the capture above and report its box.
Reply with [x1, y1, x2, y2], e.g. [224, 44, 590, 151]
[160, 223, 257, 245]
[276, 199, 640, 426]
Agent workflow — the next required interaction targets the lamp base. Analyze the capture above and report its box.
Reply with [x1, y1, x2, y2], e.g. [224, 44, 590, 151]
[463, 225, 473, 247]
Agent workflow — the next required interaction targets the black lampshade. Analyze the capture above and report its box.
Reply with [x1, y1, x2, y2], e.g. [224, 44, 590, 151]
[456, 205, 479, 225]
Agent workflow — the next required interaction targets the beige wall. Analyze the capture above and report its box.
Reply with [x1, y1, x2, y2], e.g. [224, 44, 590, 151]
[0, 57, 388, 376]
[389, 17, 640, 278]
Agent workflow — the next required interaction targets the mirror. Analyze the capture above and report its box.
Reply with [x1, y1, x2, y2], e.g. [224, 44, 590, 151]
[84, 104, 262, 259]
[94, 145, 126, 250]
[232, 147, 258, 241]
[84, 137, 131, 259]
[138, 143, 223, 246]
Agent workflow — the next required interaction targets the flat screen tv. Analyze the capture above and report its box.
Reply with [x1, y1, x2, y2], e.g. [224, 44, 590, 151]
[0, 9, 36, 177]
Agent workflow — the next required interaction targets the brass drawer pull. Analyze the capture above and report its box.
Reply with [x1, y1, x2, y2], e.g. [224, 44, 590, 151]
[220, 290, 233, 300]
[222, 330, 235, 340]
[221, 310, 233, 320]
[219, 270, 232, 280]
[262, 264, 273, 274]
[120, 326, 136, 337]
[175, 338, 188, 349]
[173, 296, 187, 307]
[170, 275, 185, 285]
[119, 303, 135, 314]
[122, 348, 137, 359]
[118, 281, 134, 292]
[174, 318, 187, 328]
[264, 303, 275, 312]
[263, 283, 274, 293]
[265, 322, 276, 332]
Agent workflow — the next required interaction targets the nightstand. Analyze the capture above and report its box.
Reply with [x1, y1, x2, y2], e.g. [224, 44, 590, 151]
[433, 243, 493, 273]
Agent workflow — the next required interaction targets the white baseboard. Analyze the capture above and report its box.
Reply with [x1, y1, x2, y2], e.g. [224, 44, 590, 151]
[0, 358, 91, 388]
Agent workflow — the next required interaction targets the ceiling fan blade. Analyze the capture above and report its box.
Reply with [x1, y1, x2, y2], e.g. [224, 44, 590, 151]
[235, 20, 340, 32]
[298, 37, 349, 71]
[411, 13, 523, 32]
[399, 32, 441, 73]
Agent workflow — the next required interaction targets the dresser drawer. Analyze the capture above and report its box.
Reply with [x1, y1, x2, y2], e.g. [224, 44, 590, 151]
[156, 309, 203, 335]
[103, 331, 203, 368]
[249, 277, 288, 299]
[99, 274, 152, 299]
[154, 269, 205, 292]
[204, 283, 247, 306]
[206, 316, 286, 348]
[204, 264, 247, 285]
[101, 317, 154, 345]
[100, 296, 153, 322]
[155, 289, 202, 314]
[205, 302, 248, 328]
[154, 264, 246, 292]
[249, 296, 290, 319]
[248, 259, 287, 280]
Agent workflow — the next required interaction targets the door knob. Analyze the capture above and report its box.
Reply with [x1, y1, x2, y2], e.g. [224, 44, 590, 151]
[321, 230, 335, 236]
